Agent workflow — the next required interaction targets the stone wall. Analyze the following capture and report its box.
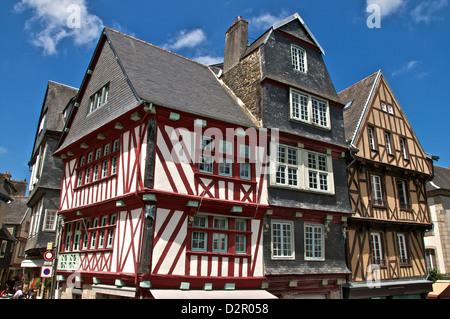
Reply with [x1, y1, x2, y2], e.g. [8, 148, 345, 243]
[222, 49, 262, 122]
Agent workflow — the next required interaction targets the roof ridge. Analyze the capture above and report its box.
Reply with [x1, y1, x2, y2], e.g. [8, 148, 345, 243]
[103, 27, 209, 69]
[338, 70, 380, 95]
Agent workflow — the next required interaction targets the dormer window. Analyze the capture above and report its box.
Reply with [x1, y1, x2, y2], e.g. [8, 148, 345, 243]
[89, 83, 109, 113]
[291, 45, 307, 73]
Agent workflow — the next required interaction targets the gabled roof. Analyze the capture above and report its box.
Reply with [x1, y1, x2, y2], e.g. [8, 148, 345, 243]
[338, 71, 380, 143]
[3, 196, 29, 225]
[245, 12, 325, 58]
[272, 13, 325, 55]
[31, 81, 78, 161]
[104, 28, 256, 127]
[56, 28, 257, 153]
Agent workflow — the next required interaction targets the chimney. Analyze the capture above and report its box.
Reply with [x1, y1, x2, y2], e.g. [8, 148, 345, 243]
[223, 16, 248, 73]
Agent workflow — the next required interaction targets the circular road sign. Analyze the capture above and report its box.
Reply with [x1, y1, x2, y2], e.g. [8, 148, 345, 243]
[44, 250, 54, 261]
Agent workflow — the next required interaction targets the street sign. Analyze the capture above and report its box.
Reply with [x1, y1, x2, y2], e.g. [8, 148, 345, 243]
[44, 250, 54, 261]
[41, 266, 53, 278]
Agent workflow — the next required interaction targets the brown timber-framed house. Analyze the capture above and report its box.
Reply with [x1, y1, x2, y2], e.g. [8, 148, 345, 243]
[339, 70, 436, 299]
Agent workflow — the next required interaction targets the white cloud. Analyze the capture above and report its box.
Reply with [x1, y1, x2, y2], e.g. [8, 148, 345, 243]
[248, 10, 289, 31]
[14, 0, 103, 55]
[0, 146, 8, 156]
[193, 55, 223, 66]
[411, 0, 449, 23]
[392, 60, 419, 76]
[366, 0, 405, 17]
[162, 29, 206, 51]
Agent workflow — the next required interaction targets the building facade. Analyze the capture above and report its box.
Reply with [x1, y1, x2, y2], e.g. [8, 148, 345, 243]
[23, 81, 78, 297]
[53, 28, 274, 299]
[221, 14, 353, 299]
[339, 70, 434, 299]
[425, 165, 450, 277]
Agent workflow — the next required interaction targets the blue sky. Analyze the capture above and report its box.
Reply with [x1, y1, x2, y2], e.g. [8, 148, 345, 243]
[0, 0, 449, 185]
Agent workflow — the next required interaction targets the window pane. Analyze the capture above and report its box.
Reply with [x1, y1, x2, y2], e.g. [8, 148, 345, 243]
[272, 222, 293, 258]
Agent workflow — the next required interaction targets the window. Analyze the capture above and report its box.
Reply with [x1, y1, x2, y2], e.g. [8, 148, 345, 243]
[276, 145, 298, 186]
[199, 136, 214, 174]
[191, 216, 208, 252]
[235, 219, 247, 254]
[76, 139, 120, 187]
[218, 140, 232, 177]
[371, 175, 384, 206]
[290, 89, 329, 129]
[371, 232, 384, 266]
[0, 241, 7, 258]
[400, 137, 408, 160]
[272, 143, 334, 194]
[212, 217, 228, 253]
[426, 249, 437, 271]
[397, 179, 409, 210]
[73, 222, 82, 251]
[189, 216, 250, 255]
[388, 104, 394, 114]
[240, 145, 251, 180]
[397, 234, 409, 265]
[291, 45, 307, 73]
[385, 132, 393, 155]
[368, 126, 377, 150]
[62, 214, 118, 252]
[89, 83, 109, 113]
[43, 209, 57, 231]
[308, 152, 329, 192]
[381, 102, 387, 112]
[64, 223, 73, 252]
[305, 224, 324, 260]
[271, 221, 294, 259]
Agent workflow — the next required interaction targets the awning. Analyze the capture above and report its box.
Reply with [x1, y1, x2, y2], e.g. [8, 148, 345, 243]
[150, 289, 278, 299]
[21, 259, 44, 268]
[428, 281, 450, 299]
[92, 284, 137, 298]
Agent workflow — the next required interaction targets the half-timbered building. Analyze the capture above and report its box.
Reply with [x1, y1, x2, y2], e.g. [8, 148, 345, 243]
[221, 13, 353, 299]
[53, 28, 274, 299]
[339, 70, 435, 299]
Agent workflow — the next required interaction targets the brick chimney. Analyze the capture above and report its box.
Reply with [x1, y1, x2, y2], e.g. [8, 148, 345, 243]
[224, 16, 248, 73]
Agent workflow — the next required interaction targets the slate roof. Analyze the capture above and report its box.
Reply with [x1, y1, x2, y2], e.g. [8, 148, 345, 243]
[104, 28, 255, 127]
[338, 71, 380, 143]
[427, 165, 450, 193]
[56, 28, 257, 153]
[3, 196, 29, 225]
[31, 81, 78, 160]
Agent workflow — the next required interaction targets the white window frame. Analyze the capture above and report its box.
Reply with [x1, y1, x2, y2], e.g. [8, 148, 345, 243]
[368, 126, 376, 150]
[212, 217, 228, 253]
[304, 224, 324, 261]
[0, 241, 7, 258]
[271, 220, 294, 259]
[397, 233, 409, 264]
[291, 45, 307, 73]
[397, 179, 409, 210]
[89, 83, 110, 113]
[371, 232, 384, 266]
[400, 137, 408, 160]
[290, 89, 330, 129]
[385, 131, 393, 155]
[270, 143, 335, 195]
[42, 209, 58, 231]
[371, 174, 384, 206]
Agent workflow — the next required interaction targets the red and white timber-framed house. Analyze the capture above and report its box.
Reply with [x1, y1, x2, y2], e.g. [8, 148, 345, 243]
[53, 28, 274, 299]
